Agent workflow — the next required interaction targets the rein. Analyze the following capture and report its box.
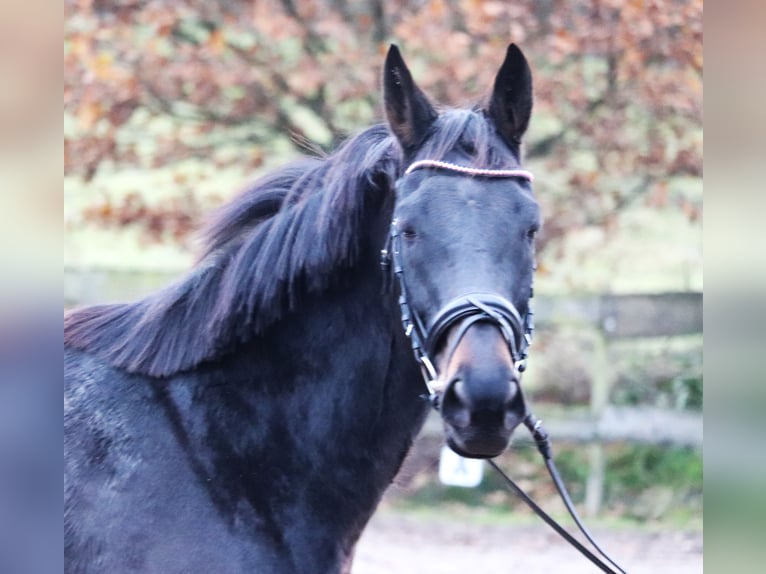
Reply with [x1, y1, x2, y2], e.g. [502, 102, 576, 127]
[382, 160, 627, 574]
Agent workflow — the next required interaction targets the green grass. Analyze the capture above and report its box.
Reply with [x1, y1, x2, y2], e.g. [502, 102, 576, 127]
[385, 443, 702, 529]
[532, 204, 702, 295]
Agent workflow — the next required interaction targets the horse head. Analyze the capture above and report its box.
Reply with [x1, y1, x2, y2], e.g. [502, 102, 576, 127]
[383, 44, 539, 459]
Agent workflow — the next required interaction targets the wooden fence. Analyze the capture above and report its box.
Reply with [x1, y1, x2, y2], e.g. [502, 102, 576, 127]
[64, 267, 702, 514]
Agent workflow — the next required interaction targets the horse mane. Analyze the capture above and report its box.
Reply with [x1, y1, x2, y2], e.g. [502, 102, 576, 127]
[64, 110, 517, 378]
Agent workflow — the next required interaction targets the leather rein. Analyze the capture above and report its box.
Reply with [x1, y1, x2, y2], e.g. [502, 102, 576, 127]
[381, 159, 627, 573]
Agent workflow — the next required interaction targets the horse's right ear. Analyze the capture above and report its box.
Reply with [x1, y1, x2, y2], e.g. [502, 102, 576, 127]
[383, 44, 437, 152]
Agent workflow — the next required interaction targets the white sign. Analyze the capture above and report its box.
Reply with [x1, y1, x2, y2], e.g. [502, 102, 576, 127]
[438, 445, 484, 487]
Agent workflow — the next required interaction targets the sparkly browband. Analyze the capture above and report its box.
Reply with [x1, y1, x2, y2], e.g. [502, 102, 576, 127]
[404, 159, 535, 182]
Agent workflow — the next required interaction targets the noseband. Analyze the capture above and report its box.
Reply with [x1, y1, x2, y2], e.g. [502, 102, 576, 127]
[380, 159, 627, 574]
[427, 293, 528, 373]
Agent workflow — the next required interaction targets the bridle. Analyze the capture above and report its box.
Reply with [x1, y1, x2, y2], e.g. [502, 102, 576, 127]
[381, 159, 627, 574]
[381, 160, 537, 395]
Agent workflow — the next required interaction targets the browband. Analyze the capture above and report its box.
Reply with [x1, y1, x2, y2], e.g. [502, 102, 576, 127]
[405, 159, 535, 182]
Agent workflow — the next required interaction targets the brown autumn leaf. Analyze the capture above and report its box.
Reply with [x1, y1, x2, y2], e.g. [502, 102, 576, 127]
[64, 0, 702, 251]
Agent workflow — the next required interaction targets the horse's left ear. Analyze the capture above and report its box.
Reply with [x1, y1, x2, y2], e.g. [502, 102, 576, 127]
[383, 44, 438, 152]
[487, 44, 533, 146]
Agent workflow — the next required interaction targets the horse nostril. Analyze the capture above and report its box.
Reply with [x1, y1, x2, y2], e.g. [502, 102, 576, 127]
[441, 379, 470, 429]
[504, 378, 521, 405]
[503, 380, 526, 430]
[450, 380, 469, 404]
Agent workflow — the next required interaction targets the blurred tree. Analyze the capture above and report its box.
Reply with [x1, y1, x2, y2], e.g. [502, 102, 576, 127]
[64, 0, 702, 253]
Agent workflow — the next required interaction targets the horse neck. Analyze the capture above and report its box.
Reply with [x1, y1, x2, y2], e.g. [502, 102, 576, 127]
[159, 222, 428, 570]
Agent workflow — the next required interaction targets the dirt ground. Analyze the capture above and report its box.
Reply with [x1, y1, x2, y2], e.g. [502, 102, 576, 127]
[353, 510, 702, 573]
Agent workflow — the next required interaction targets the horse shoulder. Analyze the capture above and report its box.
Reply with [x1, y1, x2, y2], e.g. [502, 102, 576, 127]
[64, 350, 271, 573]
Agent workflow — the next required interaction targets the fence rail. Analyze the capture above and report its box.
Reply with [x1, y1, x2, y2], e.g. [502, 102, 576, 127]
[420, 405, 702, 448]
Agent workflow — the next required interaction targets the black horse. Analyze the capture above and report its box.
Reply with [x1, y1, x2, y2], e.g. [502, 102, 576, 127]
[65, 44, 540, 573]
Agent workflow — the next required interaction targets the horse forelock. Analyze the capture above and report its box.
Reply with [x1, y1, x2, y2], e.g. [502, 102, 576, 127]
[417, 109, 523, 169]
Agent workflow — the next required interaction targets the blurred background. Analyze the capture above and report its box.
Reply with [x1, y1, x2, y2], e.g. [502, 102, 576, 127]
[64, 1, 702, 572]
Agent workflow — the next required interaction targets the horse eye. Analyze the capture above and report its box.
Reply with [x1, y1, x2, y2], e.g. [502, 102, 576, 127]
[526, 227, 538, 241]
[402, 228, 417, 240]
[460, 141, 476, 155]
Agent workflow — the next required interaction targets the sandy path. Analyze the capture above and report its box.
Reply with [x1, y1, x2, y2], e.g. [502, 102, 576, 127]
[353, 511, 702, 573]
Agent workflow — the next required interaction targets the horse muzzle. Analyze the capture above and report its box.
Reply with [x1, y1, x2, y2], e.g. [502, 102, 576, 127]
[434, 318, 528, 459]
[385, 275, 534, 458]
[440, 378, 526, 459]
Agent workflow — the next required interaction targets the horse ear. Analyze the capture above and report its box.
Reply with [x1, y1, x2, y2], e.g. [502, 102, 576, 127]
[383, 44, 437, 152]
[487, 44, 533, 146]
